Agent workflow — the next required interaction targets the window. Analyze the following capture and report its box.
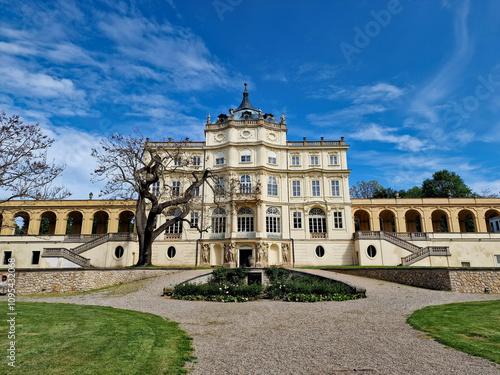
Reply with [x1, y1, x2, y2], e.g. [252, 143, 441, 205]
[194, 186, 200, 197]
[193, 156, 201, 166]
[310, 155, 319, 165]
[114, 246, 124, 259]
[174, 157, 182, 166]
[165, 209, 182, 234]
[333, 211, 343, 229]
[3, 251, 12, 265]
[266, 207, 281, 233]
[329, 155, 338, 165]
[268, 151, 277, 164]
[331, 180, 340, 196]
[215, 152, 225, 165]
[268, 176, 278, 196]
[315, 246, 325, 258]
[241, 149, 251, 163]
[167, 246, 176, 259]
[151, 182, 160, 196]
[292, 181, 301, 197]
[172, 181, 181, 197]
[309, 208, 326, 233]
[312, 180, 321, 197]
[293, 212, 302, 229]
[240, 175, 252, 193]
[494, 254, 500, 266]
[367, 245, 377, 258]
[237, 208, 254, 232]
[190, 212, 199, 228]
[214, 177, 225, 196]
[212, 208, 226, 233]
[31, 251, 41, 265]
[461, 262, 471, 267]
[291, 155, 300, 166]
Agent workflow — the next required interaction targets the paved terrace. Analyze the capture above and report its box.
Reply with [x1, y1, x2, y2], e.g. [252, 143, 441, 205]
[22, 269, 500, 374]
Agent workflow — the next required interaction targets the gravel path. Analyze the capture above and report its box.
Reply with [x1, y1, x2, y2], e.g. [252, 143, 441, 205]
[21, 269, 500, 375]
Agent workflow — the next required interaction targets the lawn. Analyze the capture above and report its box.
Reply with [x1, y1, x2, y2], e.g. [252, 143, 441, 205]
[0, 302, 194, 374]
[408, 300, 500, 364]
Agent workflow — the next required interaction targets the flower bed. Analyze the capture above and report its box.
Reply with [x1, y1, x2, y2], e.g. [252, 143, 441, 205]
[171, 267, 365, 303]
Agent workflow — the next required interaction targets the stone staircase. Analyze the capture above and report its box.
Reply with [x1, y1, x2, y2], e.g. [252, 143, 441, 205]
[354, 231, 451, 266]
[42, 233, 137, 268]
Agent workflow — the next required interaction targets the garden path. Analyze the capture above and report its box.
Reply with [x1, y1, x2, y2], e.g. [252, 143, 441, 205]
[23, 269, 500, 375]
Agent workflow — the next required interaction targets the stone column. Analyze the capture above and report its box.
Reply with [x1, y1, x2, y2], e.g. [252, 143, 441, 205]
[477, 209, 489, 232]
[448, 208, 460, 233]
[81, 211, 94, 234]
[27, 213, 40, 235]
[421, 211, 432, 233]
[395, 209, 406, 233]
[0, 212, 14, 235]
[54, 212, 67, 235]
[108, 212, 120, 233]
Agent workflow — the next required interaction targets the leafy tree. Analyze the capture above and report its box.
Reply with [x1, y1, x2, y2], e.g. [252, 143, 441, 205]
[421, 170, 475, 198]
[91, 131, 211, 266]
[0, 112, 69, 203]
[402, 186, 422, 198]
[349, 180, 384, 199]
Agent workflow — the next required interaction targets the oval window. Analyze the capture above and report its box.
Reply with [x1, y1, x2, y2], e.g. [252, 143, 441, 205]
[167, 246, 176, 259]
[367, 245, 377, 258]
[315, 245, 325, 258]
[115, 246, 124, 259]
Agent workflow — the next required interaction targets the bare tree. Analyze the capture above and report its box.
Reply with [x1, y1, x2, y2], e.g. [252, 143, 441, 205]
[0, 112, 69, 204]
[91, 130, 211, 266]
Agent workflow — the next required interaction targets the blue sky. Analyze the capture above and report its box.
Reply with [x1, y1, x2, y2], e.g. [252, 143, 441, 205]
[1, 0, 500, 198]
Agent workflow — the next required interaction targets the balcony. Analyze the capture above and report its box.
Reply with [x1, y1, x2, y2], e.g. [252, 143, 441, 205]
[267, 233, 282, 239]
[235, 232, 256, 239]
[310, 232, 328, 239]
[210, 233, 226, 239]
[164, 233, 182, 240]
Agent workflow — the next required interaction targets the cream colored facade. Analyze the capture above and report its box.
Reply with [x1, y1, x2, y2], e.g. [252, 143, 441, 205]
[1, 88, 500, 269]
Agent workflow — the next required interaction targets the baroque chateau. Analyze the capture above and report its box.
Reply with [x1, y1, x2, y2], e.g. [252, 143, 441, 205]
[1, 87, 500, 270]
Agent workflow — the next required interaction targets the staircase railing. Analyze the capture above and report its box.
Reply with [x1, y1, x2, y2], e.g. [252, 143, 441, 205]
[42, 248, 91, 267]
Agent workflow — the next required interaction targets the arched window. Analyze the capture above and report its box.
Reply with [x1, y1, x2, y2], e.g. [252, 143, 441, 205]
[165, 208, 183, 234]
[240, 175, 252, 193]
[212, 208, 226, 233]
[267, 176, 278, 196]
[215, 152, 225, 165]
[240, 149, 251, 163]
[268, 151, 277, 164]
[266, 207, 281, 233]
[238, 208, 254, 232]
[309, 208, 327, 236]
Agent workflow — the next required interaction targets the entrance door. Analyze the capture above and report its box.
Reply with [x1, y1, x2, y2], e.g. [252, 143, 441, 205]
[239, 248, 253, 267]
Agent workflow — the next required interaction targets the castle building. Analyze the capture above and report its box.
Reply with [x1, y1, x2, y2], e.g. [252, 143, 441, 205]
[1, 86, 500, 269]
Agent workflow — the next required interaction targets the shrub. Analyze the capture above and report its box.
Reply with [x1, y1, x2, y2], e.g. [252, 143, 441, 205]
[264, 266, 291, 283]
[173, 282, 262, 302]
[211, 267, 249, 285]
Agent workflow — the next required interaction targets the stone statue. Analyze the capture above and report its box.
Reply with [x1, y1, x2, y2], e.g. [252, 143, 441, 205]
[206, 114, 211, 124]
[257, 244, 264, 264]
[202, 244, 210, 264]
[281, 113, 286, 123]
[258, 108, 263, 119]
[282, 243, 290, 264]
[224, 243, 235, 263]
[229, 108, 234, 119]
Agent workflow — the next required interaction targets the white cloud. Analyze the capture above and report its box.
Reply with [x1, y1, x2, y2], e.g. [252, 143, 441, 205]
[350, 123, 430, 152]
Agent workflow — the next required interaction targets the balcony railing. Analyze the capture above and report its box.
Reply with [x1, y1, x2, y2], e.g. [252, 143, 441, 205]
[267, 233, 282, 239]
[164, 233, 182, 240]
[235, 232, 256, 238]
[310, 232, 328, 239]
[210, 233, 226, 239]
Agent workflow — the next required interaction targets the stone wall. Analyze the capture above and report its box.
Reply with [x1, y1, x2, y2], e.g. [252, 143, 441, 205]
[325, 268, 500, 293]
[8, 268, 182, 295]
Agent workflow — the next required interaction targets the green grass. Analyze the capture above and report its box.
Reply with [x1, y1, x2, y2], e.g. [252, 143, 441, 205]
[0, 302, 194, 374]
[408, 300, 500, 364]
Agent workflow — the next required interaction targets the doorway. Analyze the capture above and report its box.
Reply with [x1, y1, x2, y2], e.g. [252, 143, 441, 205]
[239, 248, 253, 267]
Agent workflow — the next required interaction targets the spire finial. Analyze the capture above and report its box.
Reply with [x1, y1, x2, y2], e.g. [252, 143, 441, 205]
[244, 82, 248, 92]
